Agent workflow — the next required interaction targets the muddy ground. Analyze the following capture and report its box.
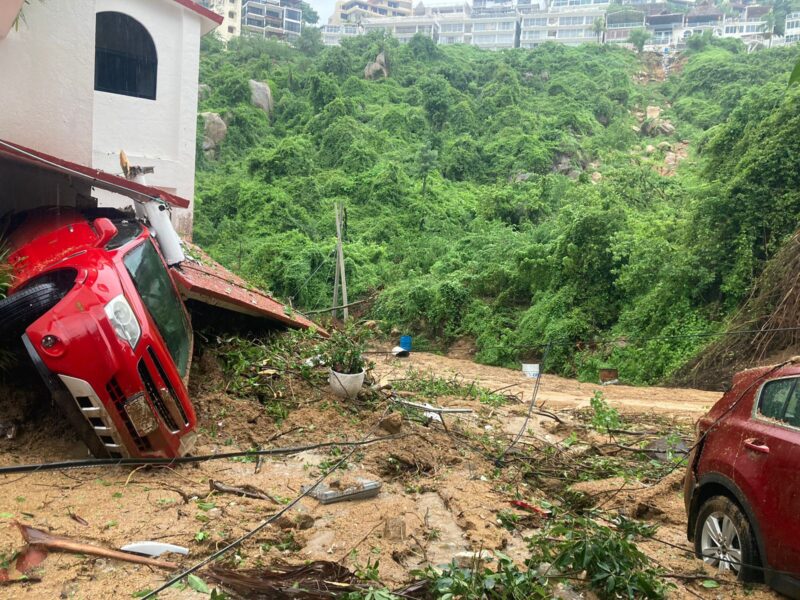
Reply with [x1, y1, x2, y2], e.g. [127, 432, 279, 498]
[0, 348, 781, 599]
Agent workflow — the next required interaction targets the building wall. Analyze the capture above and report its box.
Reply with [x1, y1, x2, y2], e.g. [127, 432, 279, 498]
[92, 0, 204, 234]
[206, 0, 242, 39]
[0, 1, 96, 167]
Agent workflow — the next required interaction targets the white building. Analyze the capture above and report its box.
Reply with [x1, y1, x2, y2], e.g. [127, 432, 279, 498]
[520, 4, 605, 47]
[785, 12, 800, 43]
[0, 0, 221, 233]
[321, 23, 362, 45]
[204, 0, 243, 40]
[241, 0, 303, 40]
[363, 14, 437, 42]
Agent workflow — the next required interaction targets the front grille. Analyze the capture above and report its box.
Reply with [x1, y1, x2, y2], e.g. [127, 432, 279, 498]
[106, 378, 151, 452]
[147, 346, 189, 426]
[138, 356, 180, 432]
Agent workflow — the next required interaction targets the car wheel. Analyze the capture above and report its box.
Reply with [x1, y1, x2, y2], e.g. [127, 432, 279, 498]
[0, 282, 64, 339]
[694, 495, 760, 581]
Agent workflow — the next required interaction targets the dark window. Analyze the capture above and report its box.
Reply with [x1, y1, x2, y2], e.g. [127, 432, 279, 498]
[758, 378, 800, 427]
[95, 12, 157, 100]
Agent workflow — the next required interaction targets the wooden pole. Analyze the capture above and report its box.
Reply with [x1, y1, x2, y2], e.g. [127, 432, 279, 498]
[332, 204, 340, 319]
[335, 202, 349, 321]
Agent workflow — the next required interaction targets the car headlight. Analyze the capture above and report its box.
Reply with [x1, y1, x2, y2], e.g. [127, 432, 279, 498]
[104, 295, 141, 348]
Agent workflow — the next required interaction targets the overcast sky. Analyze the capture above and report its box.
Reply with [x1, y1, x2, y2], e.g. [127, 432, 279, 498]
[307, 0, 337, 24]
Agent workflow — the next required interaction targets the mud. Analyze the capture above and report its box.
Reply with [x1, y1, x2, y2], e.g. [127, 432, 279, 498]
[0, 350, 780, 599]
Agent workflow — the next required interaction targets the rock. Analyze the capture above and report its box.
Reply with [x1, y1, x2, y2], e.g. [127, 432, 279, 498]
[646, 105, 661, 120]
[379, 412, 403, 434]
[200, 112, 227, 154]
[590, 171, 602, 183]
[452, 550, 493, 570]
[249, 79, 273, 114]
[553, 582, 583, 600]
[657, 141, 672, 151]
[364, 52, 389, 79]
[383, 516, 407, 541]
[641, 118, 675, 137]
[535, 562, 561, 578]
[275, 512, 315, 530]
[198, 83, 210, 100]
[645, 144, 656, 154]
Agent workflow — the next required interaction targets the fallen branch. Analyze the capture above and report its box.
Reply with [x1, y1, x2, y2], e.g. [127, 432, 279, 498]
[15, 522, 177, 569]
[209, 479, 280, 504]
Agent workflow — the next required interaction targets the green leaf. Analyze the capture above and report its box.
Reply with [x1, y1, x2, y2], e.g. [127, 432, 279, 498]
[0, 512, 13, 519]
[197, 502, 216, 511]
[131, 590, 153, 598]
[187, 574, 210, 594]
[789, 59, 800, 87]
[701, 579, 720, 589]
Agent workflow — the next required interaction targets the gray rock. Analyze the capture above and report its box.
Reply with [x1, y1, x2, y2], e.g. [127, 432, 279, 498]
[364, 52, 389, 79]
[198, 83, 211, 100]
[249, 79, 273, 114]
[200, 112, 227, 153]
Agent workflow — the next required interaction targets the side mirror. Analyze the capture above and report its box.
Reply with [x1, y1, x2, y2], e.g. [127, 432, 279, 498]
[93, 218, 118, 248]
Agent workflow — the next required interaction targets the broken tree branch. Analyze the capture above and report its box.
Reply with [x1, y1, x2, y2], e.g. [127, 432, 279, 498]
[209, 479, 280, 504]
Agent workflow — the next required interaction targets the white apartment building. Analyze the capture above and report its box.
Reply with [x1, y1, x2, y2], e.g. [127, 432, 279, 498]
[786, 12, 800, 43]
[204, 0, 242, 39]
[241, 0, 302, 39]
[363, 14, 437, 42]
[321, 23, 362, 44]
[519, 3, 604, 47]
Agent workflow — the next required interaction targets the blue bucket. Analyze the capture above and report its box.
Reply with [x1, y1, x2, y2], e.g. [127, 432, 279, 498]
[399, 335, 412, 352]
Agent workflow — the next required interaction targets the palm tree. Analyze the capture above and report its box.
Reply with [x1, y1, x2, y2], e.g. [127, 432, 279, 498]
[592, 16, 606, 43]
[763, 9, 776, 49]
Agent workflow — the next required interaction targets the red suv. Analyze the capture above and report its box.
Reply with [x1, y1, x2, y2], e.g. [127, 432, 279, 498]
[2, 208, 197, 459]
[685, 362, 800, 598]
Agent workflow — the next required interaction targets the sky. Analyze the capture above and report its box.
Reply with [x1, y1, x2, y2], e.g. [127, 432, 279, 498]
[308, 0, 337, 24]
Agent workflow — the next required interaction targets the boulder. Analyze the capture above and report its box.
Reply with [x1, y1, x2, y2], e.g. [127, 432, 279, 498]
[379, 412, 403, 434]
[591, 171, 602, 183]
[249, 79, 273, 114]
[200, 112, 227, 156]
[645, 144, 656, 155]
[364, 52, 389, 80]
[645, 105, 661, 120]
[198, 83, 211, 100]
[641, 117, 675, 137]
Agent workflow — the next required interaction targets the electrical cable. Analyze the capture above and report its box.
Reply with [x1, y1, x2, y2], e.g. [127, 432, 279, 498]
[496, 343, 551, 463]
[0, 434, 410, 477]
[290, 247, 336, 303]
[141, 406, 392, 600]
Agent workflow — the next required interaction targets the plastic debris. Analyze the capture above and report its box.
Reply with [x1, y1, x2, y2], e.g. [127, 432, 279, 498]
[302, 479, 381, 504]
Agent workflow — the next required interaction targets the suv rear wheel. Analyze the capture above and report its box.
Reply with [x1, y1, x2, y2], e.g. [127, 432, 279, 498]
[695, 495, 760, 581]
[0, 283, 64, 339]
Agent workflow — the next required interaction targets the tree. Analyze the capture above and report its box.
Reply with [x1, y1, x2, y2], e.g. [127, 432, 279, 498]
[417, 142, 438, 197]
[300, 1, 319, 24]
[628, 28, 650, 53]
[763, 10, 776, 49]
[592, 17, 606, 44]
[295, 24, 323, 56]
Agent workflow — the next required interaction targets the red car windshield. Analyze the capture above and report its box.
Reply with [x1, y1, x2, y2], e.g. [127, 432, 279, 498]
[123, 240, 191, 377]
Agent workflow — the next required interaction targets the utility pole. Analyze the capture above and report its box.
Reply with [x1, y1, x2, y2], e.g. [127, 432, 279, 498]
[333, 202, 349, 321]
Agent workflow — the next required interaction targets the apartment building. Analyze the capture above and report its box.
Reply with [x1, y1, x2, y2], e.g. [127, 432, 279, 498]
[519, 1, 603, 48]
[321, 23, 362, 44]
[330, 0, 413, 25]
[241, 0, 302, 39]
[786, 11, 800, 43]
[721, 5, 770, 44]
[604, 6, 643, 43]
[470, 0, 518, 49]
[204, 0, 242, 39]
[420, 0, 472, 45]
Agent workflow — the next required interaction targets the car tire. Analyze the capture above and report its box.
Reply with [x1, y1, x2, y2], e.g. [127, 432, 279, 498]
[694, 495, 761, 582]
[0, 283, 64, 339]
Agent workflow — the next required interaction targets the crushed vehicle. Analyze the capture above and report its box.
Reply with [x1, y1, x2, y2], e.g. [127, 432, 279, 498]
[684, 362, 800, 599]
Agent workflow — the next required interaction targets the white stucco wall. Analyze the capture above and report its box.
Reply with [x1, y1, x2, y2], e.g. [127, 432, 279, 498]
[0, 1, 96, 167]
[93, 0, 205, 234]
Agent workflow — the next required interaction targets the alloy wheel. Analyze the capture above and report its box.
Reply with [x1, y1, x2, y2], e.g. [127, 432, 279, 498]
[700, 510, 743, 575]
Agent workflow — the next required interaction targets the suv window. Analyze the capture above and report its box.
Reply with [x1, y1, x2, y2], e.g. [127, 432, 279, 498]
[758, 377, 800, 427]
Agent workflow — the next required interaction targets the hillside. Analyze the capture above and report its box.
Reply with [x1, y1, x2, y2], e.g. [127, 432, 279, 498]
[194, 33, 800, 385]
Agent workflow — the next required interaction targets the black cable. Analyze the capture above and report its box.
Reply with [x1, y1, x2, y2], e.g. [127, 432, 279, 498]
[0, 434, 409, 477]
[496, 343, 551, 464]
[141, 406, 391, 599]
[290, 248, 336, 303]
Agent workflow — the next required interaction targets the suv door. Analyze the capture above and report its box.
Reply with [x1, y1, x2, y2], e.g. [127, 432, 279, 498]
[734, 376, 800, 573]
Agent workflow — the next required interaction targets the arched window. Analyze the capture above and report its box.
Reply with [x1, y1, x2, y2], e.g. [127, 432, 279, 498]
[95, 12, 158, 100]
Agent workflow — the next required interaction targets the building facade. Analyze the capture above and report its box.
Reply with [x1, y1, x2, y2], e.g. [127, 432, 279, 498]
[0, 0, 221, 232]
[330, 0, 413, 25]
[204, 0, 242, 39]
[241, 0, 303, 39]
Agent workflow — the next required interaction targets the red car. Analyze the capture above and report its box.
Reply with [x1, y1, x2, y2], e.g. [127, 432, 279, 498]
[684, 362, 800, 598]
[1, 208, 197, 459]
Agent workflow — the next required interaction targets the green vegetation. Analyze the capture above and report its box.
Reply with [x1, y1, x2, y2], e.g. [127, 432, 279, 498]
[195, 33, 800, 384]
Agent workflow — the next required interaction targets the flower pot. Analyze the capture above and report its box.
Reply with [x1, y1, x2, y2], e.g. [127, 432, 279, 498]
[329, 369, 366, 399]
[0, 0, 25, 40]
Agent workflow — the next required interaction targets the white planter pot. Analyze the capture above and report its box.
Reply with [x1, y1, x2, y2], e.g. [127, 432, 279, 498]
[0, 0, 25, 41]
[329, 369, 365, 399]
